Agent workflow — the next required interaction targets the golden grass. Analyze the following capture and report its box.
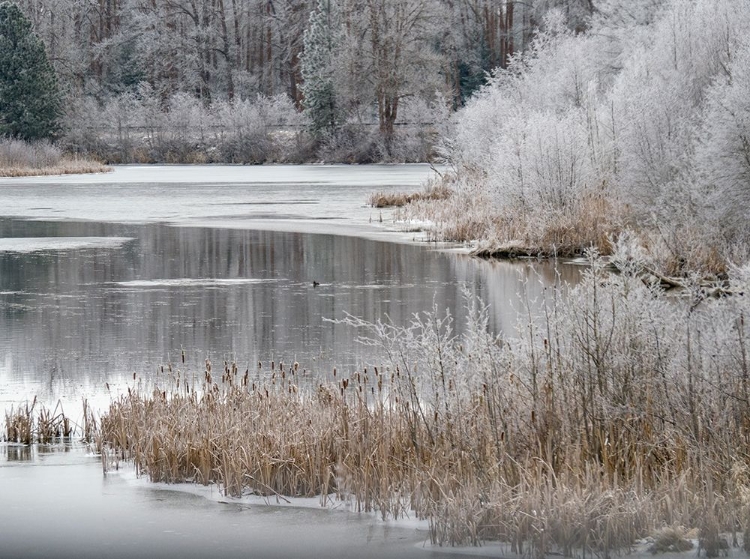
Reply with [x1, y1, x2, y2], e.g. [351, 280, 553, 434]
[369, 181, 452, 208]
[6, 259, 750, 552]
[88, 260, 750, 552]
[4, 397, 73, 443]
[0, 159, 112, 177]
[402, 182, 625, 258]
[0, 138, 112, 177]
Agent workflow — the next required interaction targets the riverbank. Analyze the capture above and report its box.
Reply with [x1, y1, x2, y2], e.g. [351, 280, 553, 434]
[0, 159, 112, 177]
[7, 253, 749, 555]
[387, 173, 735, 288]
[4, 164, 749, 557]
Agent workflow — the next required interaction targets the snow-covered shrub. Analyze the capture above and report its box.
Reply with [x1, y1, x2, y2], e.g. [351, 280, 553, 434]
[429, 0, 750, 272]
[62, 89, 307, 163]
[697, 43, 750, 240]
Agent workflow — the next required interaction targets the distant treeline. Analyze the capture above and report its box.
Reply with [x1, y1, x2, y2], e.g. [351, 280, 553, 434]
[63, 88, 447, 164]
[13, 0, 595, 162]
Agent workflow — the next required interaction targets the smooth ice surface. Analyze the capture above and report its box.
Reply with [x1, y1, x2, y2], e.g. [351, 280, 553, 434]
[0, 164, 439, 242]
[0, 236, 133, 252]
[0, 444, 501, 559]
[0, 166, 581, 411]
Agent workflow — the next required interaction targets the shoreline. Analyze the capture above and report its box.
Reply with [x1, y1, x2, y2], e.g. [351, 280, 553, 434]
[0, 163, 463, 250]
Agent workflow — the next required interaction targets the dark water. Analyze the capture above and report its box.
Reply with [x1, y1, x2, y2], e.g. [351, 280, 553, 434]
[0, 218, 577, 409]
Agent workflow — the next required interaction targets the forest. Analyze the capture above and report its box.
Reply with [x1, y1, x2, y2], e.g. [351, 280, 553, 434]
[5, 0, 594, 162]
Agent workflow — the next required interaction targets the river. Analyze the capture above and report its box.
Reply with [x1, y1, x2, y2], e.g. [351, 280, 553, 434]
[0, 164, 579, 558]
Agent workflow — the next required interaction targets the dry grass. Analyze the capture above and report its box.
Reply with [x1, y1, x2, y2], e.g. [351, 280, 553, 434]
[0, 160, 111, 177]
[401, 179, 626, 258]
[399, 172, 736, 281]
[369, 180, 452, 208]
[4, 397, 73, 443]
[0, 138, 111, 177]
[90, 258, 750, 553]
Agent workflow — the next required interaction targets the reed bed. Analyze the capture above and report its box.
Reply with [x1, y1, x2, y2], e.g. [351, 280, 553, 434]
[0, 138, 110, 176]
[400, 185, 623, 258]
[95, 254, 750, 554]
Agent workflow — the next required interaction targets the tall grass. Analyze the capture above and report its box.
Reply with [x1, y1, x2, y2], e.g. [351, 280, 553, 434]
[93, 254, 750, 553]
[0, 138, 110, 176]
[368, 179, 452, 208]
[396, 172, 624, 257]
[4, 397, 75, 443]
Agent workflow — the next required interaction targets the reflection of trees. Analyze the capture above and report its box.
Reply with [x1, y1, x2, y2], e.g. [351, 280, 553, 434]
[0, 219, 580, 406]
[446, 256, 583, 336]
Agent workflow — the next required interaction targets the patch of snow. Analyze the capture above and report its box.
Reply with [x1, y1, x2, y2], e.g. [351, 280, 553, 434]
[112, 278, 278, 288]
[0, 237, 133, 253]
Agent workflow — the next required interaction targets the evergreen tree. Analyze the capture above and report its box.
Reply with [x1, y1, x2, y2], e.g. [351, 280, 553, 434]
[0, 2, 62, 140]
[300, 0, 341, 137]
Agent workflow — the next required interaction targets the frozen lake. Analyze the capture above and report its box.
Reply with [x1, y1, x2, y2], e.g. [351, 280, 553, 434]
[0, 165, 578, 558]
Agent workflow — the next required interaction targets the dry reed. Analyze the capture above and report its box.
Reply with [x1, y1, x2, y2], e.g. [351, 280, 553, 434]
[93, 254, 750, 553]
[3, 397, 74, 444]
[401, 183, 624, 257]
[0, 138, 111, 177]
[369, 180, 452, 208]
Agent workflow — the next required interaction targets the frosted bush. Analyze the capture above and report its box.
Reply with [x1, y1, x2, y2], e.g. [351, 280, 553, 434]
[434, 0, 750, 271]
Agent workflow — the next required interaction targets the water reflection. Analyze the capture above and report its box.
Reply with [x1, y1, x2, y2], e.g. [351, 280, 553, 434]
[2, 445, 32, 462]
[0, 219, 581, 408]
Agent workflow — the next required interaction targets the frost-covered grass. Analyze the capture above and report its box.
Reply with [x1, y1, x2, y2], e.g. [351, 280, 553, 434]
[399, 171, 623, 257]
[0, 138, 110, 176]
[84, 255, 750, 553]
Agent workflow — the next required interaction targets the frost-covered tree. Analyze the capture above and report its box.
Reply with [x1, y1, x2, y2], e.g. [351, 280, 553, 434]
[300, 0, 341, 137]
[441, 0, 750, 270]
[0, 1, 61, 140]
[698, 43, 750, 238]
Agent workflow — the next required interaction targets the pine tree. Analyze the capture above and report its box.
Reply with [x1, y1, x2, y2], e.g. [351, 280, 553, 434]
[0, 2, 62, 140]
[300, 0, 341, 137]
